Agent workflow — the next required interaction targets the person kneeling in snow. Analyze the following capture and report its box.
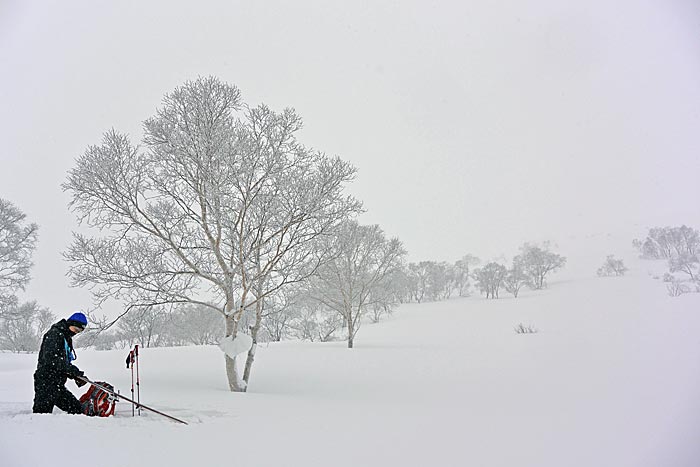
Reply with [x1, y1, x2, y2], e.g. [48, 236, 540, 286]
[32, 312, 90, 414]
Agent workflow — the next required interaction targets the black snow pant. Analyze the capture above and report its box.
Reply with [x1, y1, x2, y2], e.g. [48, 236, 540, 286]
[33, 374, 83, 415]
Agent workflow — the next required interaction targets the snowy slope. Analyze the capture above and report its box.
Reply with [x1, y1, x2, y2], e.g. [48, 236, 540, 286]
[2, 240, 700, 467]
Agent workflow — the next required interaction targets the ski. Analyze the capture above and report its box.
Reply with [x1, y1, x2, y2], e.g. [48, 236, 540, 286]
[77, 376, 188, 425]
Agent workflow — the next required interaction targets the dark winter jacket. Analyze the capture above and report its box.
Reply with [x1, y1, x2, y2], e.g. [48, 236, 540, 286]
[34, 319, 83, 385]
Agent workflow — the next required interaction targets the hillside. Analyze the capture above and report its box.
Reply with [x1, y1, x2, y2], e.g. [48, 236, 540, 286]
[1, 244, 699, 467]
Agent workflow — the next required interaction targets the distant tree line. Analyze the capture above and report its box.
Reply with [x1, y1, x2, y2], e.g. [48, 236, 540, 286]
[88, 304, 225, 350]
[0, 186, 569, 353]
[396, 243, 565, 303]
[87, 240, 568, 350]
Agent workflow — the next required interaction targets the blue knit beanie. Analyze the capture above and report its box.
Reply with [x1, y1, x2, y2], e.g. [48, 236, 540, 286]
[67, 312, 88, 328]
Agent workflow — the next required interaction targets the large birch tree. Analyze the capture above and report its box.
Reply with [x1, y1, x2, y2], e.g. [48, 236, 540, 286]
[63, 76, 361, 391]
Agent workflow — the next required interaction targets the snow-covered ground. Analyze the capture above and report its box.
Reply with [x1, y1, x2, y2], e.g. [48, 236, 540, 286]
[2, 235, 700, 466]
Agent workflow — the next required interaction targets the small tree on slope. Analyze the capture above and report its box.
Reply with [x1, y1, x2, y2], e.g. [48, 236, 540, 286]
[310, 221, 405, 348]
[503, 256, 529, 298]
[473, 262, 507, 299]
[597, 255, 628, 277]
[519, 242, 566, 289]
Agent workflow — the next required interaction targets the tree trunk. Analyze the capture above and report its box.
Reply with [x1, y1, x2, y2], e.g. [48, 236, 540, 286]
[224, 311, 245, 392]
[347, 309, 354, 349]
[242, 300, 263, 386]
[242, 342, 257, 385]
[536, 273, 545, 289]
[225, 354, 245, 392]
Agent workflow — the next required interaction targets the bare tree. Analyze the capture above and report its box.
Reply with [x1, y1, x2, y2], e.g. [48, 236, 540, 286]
[454, 254, 480, 297]
[290, 301, 342, 342]
[90, 331, 124, 351]
[165, 304, 223, 345]
[63, 76, 360, 391]
[405, 261, 453, 302]
[635, 226, 700, 259]
[406, 262, 430, 303]
[115, 305, 172, 348]
[597, 255, 628, 277]
[0, 198, 38, 318]
[431, 262, 455, 300]
[385, 266, 411, 304]
[666, 276, 691, 297]
[311, 221, 405, 348]
[503, 256, 528, 298]
[258, 287, 301, 342]
[473, 262, 507, 299]
[519, 242, 566, 289]
[368, 270, 404, 322]
[669, 226, 700, 257]
[0, 301, 53, 352]
[669, 253, 698, 281]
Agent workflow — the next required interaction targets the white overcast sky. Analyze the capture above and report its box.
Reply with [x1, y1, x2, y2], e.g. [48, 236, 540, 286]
[1, 0, 699, 317]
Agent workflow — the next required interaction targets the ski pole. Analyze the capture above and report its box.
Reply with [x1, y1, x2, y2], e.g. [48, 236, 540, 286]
[76, 376, 188, 425]
[135, 344, 141, 416]
[126, 349, 135, 416]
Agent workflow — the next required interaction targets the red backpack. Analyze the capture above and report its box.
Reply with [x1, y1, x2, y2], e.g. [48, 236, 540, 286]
[79, 381, 117, 417]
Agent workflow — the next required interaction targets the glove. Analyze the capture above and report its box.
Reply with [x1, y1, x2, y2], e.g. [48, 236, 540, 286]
[75, 378, 87, 388]
[71, 368, 85, 383]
